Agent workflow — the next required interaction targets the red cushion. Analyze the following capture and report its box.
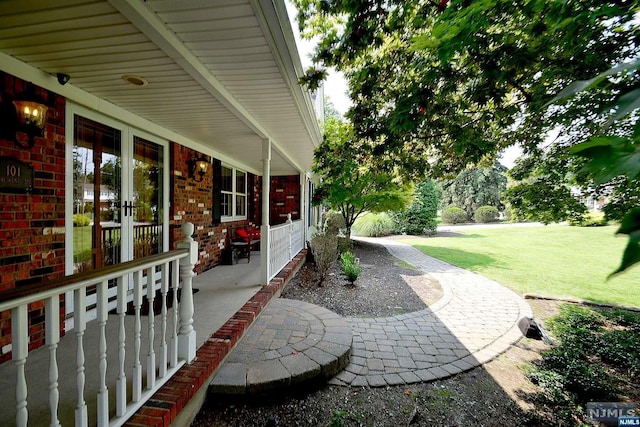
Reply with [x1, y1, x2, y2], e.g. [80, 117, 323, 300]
[235, 228, 249, 242]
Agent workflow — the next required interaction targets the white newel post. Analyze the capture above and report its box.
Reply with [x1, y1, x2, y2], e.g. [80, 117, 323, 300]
[287, 213, 293, 259]
[177, 222, 197, 363]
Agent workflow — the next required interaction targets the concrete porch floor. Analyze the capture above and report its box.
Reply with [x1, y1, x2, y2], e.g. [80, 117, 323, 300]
[0, 252, 264, 427]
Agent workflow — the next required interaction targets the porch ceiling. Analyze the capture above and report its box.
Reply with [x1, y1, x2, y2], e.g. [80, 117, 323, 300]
[0, 0, 321, 175]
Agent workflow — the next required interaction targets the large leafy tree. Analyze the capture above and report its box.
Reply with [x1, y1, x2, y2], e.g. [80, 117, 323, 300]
[440, 163, 507, 219]
[313, 116, 410, 240]
[295, 0, 639, 273]
[294, 0, 638, 177]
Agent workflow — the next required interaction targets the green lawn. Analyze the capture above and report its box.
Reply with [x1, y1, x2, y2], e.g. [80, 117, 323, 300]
[400, 224, 640, 308]
[73, 225, 93, 264]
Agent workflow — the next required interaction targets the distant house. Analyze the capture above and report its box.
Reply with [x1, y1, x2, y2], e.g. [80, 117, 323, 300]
[82, 184, 115, 210]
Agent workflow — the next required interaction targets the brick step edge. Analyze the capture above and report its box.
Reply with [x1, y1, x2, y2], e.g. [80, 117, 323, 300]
[123, 249, 307, 426]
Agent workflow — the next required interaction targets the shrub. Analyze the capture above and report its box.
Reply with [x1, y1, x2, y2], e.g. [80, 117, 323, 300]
[337, 236, 353, 254]
[352, 212, 394, 237]
[393, 180, 440, 235]
[310, 233, 338, 285]
[474, 205, 499, 223]
[340, 251, 361, 285]
[323, 210, 345, 236]
[503, 205, 513, 222]
[567, 211, 608, 227]
[525, 305, 640, 425]
[441, 206, 467, 224]
[73, 214, 91, 227]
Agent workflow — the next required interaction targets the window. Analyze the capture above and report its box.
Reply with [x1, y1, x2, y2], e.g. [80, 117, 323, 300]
[235, 171, 246, 217]
[220, 165, 247, 220]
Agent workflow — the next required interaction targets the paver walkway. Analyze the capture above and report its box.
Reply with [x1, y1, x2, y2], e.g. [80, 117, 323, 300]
[210, 237, 533, 393]
[332, 237, 532, 387]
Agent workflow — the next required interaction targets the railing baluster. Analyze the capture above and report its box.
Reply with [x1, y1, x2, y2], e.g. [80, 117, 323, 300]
[132, 270, 143, 402]
[116, 275, 127, 417]
[0, 230, 194, 427]
[170, 259, 179, 368]
[12, 304, 28, 427]
[287, 213, 293, 258]
[74, 288, 87, 426]
[45, 296, 61, 427]
[146, 266, 156, 390]
[96, 280, 109, 426]
[159, 261, 169, 378]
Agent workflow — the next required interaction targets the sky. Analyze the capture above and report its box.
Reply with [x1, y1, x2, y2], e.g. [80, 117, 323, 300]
[285, 2, 522, 167]
[285, 2, 351, 115]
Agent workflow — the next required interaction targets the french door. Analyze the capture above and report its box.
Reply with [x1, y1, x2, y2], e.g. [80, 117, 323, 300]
[65, 105, 169, 319]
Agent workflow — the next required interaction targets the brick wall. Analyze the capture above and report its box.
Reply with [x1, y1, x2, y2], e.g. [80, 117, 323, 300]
[169, 143, 262, 273]
[0, 72, 66, 363]
[270, 175, 301, 225]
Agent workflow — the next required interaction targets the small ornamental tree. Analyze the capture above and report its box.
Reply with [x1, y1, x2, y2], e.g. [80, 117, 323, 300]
[313, 116, 410, 241]
[506, 178, 587, 225]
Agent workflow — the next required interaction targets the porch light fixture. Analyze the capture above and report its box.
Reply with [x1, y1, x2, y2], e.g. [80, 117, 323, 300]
[191, 156, 209, 182]
[1, 84, 50, 148]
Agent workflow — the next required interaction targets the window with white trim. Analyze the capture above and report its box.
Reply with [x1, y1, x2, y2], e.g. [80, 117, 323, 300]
[221, 165, 247, 220]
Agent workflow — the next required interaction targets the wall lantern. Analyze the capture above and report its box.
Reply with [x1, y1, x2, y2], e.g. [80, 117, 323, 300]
[191, 156, 209, 182]
[0, 83, 49, 148]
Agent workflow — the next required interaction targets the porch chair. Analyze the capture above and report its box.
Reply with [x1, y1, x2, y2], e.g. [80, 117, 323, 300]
[230, 225, 261, 263]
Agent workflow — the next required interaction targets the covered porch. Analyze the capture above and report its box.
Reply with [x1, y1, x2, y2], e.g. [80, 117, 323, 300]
[0, 225, 307, 426]
[0, 0, 321, 425]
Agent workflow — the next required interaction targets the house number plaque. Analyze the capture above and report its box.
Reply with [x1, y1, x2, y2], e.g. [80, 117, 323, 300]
[0, 156, 33, 193]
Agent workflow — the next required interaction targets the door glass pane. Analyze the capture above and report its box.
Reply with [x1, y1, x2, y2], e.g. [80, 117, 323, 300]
[72, 116, 121, 273]
[132, 136, 163, 260]
[235, 170, 246, 217]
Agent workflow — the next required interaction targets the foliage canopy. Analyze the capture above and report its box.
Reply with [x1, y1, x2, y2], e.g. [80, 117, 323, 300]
[293, 0, 639, 178]
[295, 0, 639, 274]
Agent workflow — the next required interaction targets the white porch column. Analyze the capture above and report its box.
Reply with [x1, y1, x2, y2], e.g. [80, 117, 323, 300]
[177, 222, 197, 363]
[301, 174, 308, 246]
[260, 138, 271, 285]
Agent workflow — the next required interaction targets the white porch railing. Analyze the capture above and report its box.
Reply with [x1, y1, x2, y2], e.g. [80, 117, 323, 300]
[268, 216, 304, 281]
[0, 223, 198, 427]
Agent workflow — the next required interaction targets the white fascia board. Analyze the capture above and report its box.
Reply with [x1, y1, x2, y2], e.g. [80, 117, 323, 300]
[251, 0, 322, 148]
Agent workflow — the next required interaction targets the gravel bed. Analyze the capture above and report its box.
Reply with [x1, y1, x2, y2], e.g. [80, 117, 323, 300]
[280, 240, 441, 317]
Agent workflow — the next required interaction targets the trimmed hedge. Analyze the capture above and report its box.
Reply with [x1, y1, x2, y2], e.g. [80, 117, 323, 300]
[441, 206, 468, 224]
[475, 205, 499, 223]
